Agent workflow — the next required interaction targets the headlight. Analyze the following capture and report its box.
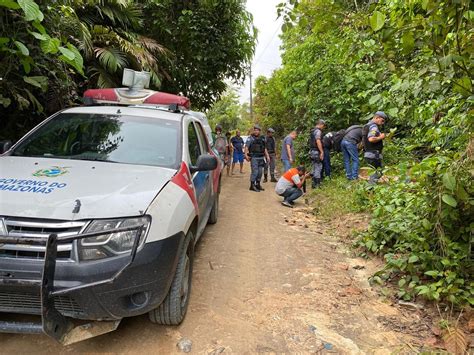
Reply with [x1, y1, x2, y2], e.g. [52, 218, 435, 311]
[78, 216, 151, 261]
[0, 218, 6, 236]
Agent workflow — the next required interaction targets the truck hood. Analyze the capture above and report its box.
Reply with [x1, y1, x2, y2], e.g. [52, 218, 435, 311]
[0, 157, 176, 220]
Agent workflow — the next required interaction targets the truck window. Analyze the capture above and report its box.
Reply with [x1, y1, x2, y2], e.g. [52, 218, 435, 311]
[194, 122, 209, 154]
[11, 113, 181, 168]
[187, 122, 202, 166]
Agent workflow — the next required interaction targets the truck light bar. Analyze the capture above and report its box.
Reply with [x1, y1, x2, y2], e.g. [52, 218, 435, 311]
[83, 88, 190, 109]
[83, 69, 190, 109]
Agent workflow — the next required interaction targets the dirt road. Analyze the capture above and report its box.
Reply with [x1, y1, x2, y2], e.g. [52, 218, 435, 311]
[0, 169, 428, 353]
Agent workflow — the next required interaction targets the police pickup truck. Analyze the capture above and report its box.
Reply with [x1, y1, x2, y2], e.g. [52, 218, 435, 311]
[0, 70, 222, 344]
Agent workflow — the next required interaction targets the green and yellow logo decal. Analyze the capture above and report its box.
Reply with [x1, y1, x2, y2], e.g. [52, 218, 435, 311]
[32, 166, 69, 178]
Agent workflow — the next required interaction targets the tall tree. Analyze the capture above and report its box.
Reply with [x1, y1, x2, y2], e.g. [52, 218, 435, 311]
[144, 0, 257, 109]
[206, 89, 242, 132]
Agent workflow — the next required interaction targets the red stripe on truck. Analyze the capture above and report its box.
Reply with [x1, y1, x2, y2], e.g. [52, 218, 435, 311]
[171, 162, 198, 214]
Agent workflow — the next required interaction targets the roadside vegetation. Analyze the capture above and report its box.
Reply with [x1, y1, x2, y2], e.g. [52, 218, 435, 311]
[251, 0, 473, 307]
[0, 0, 256, 140]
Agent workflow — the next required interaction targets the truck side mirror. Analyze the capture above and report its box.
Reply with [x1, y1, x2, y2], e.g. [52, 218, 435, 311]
[190, 154, 218, 174]
[0, 140, 12, 154]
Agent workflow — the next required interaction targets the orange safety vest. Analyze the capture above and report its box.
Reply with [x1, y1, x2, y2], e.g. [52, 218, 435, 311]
[282, 168, 300, 183]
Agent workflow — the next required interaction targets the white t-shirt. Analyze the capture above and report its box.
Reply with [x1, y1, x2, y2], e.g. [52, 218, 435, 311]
[275, 173, 301, 195]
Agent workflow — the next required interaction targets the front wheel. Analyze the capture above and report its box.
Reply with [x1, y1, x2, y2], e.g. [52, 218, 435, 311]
[207, 192, 219, 224]
[148, 230, 194, 325]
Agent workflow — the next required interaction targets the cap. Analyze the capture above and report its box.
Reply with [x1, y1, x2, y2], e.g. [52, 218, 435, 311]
[317, 119, 326, 126]
[375, 111, 388, 119]
[215, 124, 222, 131]
[253, 124, 261, 130]
[267, 128, 275, 133]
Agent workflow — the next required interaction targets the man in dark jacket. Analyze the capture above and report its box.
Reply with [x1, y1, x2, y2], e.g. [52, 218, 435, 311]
[309, 120, 326, 188]
[245, 125, 270, 192]
[264, 128, 277, 182]
[341, 125, 363, 180]
[363, 111, 387, 184]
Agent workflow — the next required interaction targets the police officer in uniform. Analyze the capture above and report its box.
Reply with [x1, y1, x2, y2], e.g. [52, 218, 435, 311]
[309, 119, 326, 188]
[263, 128, 277, 183]
[245, 125, 270, 192]
[362, 111, 387, 184]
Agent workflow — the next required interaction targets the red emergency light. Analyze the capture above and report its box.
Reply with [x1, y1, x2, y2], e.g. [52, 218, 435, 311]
[83, 88, 190, 110]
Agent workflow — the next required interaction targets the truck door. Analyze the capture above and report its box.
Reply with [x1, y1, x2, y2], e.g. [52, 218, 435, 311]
[187, 121, 212, 224]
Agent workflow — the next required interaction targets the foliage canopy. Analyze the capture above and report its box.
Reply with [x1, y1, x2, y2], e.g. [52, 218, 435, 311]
[0, 0, 256, 139]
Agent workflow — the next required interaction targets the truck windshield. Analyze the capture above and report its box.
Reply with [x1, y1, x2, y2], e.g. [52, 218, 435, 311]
[11, 113, 181, 168]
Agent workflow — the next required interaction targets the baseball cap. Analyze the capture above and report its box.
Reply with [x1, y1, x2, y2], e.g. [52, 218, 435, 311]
[267, 128, 275, 133]
[254, 124, 261, 130]
[375, 111, 388, 119]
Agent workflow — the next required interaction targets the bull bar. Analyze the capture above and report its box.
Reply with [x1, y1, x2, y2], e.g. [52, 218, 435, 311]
[0, 223, 145, 344]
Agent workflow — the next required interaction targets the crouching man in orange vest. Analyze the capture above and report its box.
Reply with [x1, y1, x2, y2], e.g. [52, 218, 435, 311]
[275, 166, 310, 208]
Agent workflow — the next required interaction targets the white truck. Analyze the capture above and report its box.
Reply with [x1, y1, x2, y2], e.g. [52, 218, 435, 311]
[0, 70, 222, 344]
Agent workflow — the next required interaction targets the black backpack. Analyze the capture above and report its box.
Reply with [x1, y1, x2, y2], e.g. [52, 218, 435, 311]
[332, 129, 347, 152]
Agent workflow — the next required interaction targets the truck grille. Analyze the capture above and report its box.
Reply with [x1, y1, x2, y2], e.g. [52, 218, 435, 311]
[0, 218, 87, 261]
[0, 290, 84, 316]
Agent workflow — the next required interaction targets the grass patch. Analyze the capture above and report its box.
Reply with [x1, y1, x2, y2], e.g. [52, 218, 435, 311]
[308, 175, 365, 219]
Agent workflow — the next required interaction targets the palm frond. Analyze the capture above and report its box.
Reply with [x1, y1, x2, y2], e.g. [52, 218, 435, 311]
[138, 36, 170, 56]
[95, 47, 128, 73]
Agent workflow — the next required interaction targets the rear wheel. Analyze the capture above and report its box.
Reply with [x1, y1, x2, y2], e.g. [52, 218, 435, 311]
[148, 230, 194, 325]
[207, 192, 219, 224]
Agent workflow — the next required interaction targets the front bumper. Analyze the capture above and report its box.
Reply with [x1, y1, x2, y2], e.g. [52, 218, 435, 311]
[0, 229, 184, 342]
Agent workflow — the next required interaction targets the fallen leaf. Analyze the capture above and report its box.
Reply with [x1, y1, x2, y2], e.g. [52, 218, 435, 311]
[442, 327, 467, 355]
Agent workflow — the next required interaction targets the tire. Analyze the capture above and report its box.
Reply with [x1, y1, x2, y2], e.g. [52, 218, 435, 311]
[207, 192, 219, 225]
[148, 230, 194, 325]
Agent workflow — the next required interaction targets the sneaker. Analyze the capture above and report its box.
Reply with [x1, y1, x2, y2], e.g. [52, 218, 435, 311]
[289, 201, 295, 206]
[281, 201, 293, 208]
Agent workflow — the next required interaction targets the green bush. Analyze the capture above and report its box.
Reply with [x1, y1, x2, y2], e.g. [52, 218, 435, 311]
[356, 150, 473, 305]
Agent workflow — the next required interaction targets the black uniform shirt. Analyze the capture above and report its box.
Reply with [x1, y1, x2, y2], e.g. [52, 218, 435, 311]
[265, 136, 276, 153]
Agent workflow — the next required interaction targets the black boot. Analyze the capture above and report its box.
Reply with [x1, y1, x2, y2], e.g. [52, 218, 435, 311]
[263, 174, 268, 183]
[270, 175, 277, 182]
[312, 178, 321, 189]
[256, 181, 265, 191]
[249, 182, 260, 192]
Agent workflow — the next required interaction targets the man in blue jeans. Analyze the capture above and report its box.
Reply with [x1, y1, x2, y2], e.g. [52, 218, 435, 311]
[281, 130, 297, 172]
[341, 125, 363, 180]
